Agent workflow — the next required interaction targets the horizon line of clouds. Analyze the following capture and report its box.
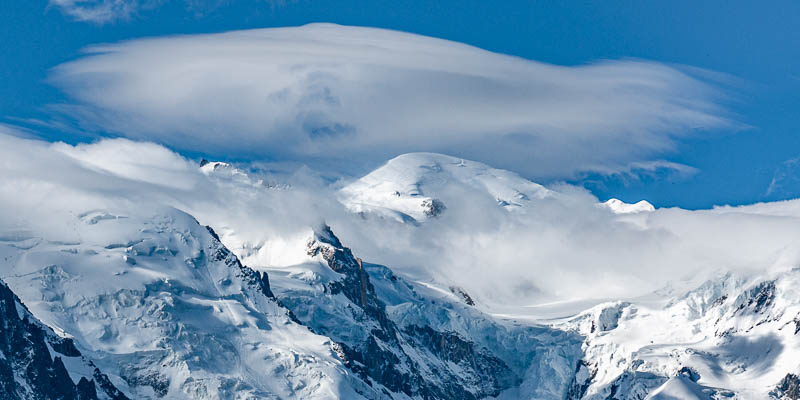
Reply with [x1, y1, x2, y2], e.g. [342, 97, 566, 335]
[46, 23, 736, 181]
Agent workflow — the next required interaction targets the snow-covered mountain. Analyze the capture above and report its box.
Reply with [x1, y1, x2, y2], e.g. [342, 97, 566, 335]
[339, 152, 656, 224]
[561, 269, 800, 399]
[2, 135, 800, 399]
[339, 153, 553, 223]
[0, 207, 368, 399]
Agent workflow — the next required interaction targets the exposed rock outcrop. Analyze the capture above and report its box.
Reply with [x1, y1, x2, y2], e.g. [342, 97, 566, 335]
[0, 279, 128, 400]
[301, 224, 520, 399]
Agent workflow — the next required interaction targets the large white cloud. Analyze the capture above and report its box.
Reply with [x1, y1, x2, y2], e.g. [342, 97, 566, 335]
[3, 128, 800, 309]
[49, 24, 731, 179]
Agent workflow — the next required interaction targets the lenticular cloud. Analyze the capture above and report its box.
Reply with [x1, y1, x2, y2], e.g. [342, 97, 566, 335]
[50, 23, 729, 179]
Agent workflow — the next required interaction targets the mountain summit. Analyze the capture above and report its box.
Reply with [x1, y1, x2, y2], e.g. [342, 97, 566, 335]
[340, 153, 552, 223]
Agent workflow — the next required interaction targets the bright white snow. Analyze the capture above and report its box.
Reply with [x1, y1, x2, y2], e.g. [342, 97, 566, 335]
[339, 152, 551, 223]
[604, 198, 656, 214]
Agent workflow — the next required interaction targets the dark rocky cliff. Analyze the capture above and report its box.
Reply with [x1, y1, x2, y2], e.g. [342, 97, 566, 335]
[0, 278, 128, 400]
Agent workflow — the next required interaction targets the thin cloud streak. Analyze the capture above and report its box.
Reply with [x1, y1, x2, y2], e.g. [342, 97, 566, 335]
[49, 0, 150, 24]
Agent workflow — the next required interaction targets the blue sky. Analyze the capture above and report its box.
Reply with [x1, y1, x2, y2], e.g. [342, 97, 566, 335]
[2, 0, 800, 209]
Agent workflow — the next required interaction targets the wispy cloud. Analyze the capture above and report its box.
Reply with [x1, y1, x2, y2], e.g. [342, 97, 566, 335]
[599, 160, 699, 179]
[49, 0, 151, 24]
[48, 0, 237, 24]
[766, 157, 800, 198]
[48, 24, 732, 180]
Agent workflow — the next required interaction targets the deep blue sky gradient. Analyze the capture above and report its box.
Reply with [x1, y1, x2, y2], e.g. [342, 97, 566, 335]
[2, 0, 800, 208]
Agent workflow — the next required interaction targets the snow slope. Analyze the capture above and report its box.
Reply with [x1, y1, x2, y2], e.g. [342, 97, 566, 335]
[339, 152, 655, 223]
[559, 269, 800, 399]
[339, 153, 552, 223]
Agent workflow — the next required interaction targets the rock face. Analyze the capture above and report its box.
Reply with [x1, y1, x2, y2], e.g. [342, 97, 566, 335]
[204, 225, 275, 300]
[420, 198, 446, 218]
[0, 278, 127, 400]
[448, 286, 476, 306]
[776, 374, 800, 399]
[303, 225, 520, 399]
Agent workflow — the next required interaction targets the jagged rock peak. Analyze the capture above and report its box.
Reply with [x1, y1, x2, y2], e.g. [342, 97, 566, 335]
[449, 286, 476, 306]
[0, 278, 128, 400]
[775, 373, 800, 399]
[306, 224, 360, 274]
[306, 224, 377, 311]
[310, 223, 344, 249]
[206, 225, 276, 299]
[291, 223, 523, 400]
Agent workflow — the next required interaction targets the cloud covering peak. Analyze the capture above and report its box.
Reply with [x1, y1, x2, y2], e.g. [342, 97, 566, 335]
[4, 127, 800, 308]
[50, 23, 730, 179]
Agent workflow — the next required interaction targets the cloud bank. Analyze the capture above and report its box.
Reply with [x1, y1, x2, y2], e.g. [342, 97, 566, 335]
[49, 24, 730, 179]
[3, 129, 799, 310]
